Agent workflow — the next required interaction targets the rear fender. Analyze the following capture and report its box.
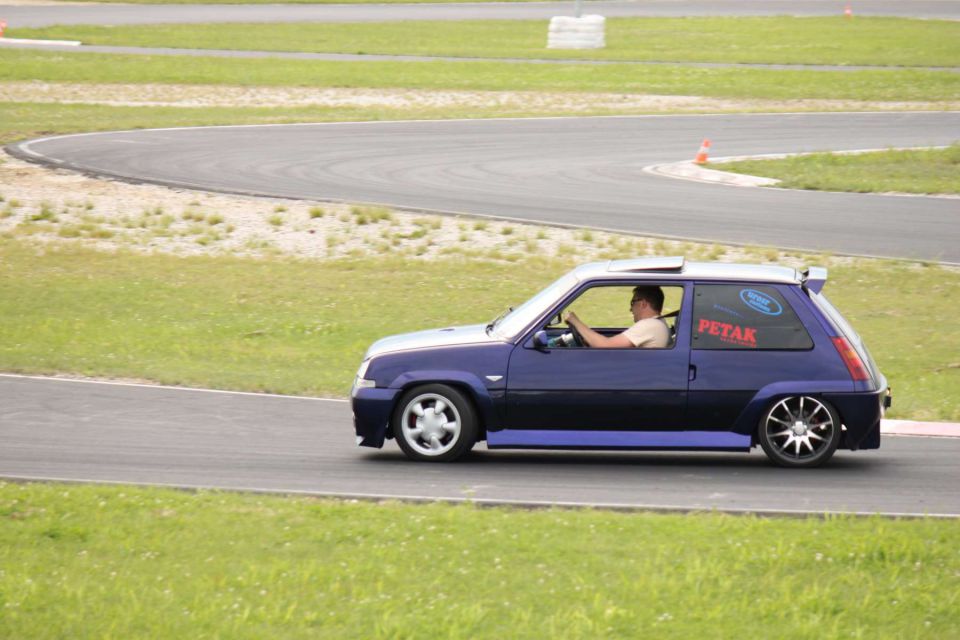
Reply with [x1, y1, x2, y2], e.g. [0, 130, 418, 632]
[732, 380, 855, 441]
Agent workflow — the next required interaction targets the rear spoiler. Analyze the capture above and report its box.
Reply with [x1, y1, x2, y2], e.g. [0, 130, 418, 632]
[801, 266, 827, 294]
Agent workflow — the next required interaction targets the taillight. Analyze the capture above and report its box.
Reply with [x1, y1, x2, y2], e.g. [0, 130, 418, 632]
[832, 336, 870, 381]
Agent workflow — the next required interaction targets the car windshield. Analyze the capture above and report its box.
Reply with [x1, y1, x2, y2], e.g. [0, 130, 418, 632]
[488, 272, 579, 340]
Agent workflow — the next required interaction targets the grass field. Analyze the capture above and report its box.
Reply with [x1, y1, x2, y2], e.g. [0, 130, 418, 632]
[1, 481, 958, 639]
[3, 49, 958, 103]
[0, 238, 956, 419]
[17, 17, 960, 67]
[712, 144, 960, 195]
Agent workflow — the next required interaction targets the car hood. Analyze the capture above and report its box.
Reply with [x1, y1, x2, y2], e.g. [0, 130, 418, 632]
[364, 323, 500, 360]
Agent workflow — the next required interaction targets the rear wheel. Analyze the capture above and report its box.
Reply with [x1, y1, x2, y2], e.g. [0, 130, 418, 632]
[393, 384, 478, 462]
[758, 396, 841, 468]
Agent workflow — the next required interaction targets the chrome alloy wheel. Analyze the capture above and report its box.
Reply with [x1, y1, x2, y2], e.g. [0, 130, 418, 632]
[400, 393, 463, 457]
[763, 396, 836, 462]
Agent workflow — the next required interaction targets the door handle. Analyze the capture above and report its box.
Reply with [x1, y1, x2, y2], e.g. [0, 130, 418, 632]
[688, 365, 697, 382]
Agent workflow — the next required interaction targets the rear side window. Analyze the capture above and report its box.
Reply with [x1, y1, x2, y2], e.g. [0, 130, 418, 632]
[693, 284, 813, 350]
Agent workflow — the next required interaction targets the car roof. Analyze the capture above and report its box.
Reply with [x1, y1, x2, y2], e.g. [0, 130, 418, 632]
[572, 257, 813, 286]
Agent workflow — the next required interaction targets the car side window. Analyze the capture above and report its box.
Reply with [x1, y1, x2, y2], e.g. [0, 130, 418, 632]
[546, 283, 684, 348]
[692, 284, 812, 350]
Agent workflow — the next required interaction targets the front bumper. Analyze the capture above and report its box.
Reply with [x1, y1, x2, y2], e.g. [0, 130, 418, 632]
[351, 387, 400, 449]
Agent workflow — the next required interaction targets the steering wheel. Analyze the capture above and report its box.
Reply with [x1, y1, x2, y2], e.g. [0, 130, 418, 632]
[566, 320, 587, 347]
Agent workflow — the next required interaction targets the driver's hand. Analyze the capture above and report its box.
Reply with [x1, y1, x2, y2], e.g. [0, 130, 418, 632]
[564, 311, 580, 326]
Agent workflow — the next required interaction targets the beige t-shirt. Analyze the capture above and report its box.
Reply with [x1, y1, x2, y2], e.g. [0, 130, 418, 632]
[622, 317, 670, 348]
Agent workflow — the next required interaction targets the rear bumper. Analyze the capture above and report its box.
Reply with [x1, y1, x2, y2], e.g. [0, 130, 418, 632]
[825, 384, 889, 450]
[351, 387, 400, 449]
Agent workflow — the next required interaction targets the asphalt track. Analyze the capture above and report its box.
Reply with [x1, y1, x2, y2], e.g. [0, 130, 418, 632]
[2, 375, 958, 517]
[3, 1, 959, 28]
[13, 112, 960, 262]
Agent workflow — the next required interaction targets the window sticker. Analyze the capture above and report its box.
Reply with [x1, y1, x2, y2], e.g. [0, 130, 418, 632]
[697, 318, 758, 348]
[694, 284, 811, 350]
[739, 289, 783, 316]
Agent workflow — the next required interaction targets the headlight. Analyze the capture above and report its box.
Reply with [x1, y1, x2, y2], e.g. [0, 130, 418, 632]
[351, 359, 376, 398]
[356, 359, 371, 380]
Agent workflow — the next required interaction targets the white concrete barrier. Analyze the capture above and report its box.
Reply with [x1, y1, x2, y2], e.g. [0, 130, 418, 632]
[547, 15, 605, 50]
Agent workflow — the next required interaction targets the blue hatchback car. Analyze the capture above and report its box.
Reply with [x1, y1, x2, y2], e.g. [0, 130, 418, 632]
[352, 257, 890, 467]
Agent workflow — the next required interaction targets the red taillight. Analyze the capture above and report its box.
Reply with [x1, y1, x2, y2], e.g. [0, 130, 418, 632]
[832, 336, 870, 381]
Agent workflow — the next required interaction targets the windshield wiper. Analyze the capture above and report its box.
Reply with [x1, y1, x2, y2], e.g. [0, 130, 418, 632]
[486, 306, 513, 334]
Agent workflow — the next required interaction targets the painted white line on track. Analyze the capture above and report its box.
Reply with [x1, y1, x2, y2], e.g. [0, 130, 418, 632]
[0, 473, 955, 519]
[0, 372, 349, 403]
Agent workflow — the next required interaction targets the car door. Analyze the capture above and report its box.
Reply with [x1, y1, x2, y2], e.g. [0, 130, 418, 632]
[503, 282, 692, 432]
[687, 283, 818, 430]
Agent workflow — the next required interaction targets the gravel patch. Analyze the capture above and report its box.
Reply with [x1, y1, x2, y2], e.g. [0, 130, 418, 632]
[3, 81, 956, 113]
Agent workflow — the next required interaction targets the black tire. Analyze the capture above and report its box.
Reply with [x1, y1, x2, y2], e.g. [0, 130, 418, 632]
[758, 396, 842, 468]
[392, 384, 478, 462]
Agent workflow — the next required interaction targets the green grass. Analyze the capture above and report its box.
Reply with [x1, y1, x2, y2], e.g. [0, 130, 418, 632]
[0, 238, 957, 419]
[712, 144, 960, 195]
[17, 17, 960, 67]
[3, 49, 958, 103]
[1, 481, 958, 639]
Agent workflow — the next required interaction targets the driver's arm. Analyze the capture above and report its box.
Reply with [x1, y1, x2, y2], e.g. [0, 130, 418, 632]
[565, 312, 634, 348]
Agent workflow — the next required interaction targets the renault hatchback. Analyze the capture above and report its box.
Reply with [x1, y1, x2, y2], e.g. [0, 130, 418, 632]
[351, 257, 890, 467]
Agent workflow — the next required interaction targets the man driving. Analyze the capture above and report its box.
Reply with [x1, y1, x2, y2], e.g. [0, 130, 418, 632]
[564, 286, 670, 348]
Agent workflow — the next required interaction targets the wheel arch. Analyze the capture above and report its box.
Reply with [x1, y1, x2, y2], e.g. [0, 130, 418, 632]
[731, 380, 855, 443]
[389, 370, 498, 438]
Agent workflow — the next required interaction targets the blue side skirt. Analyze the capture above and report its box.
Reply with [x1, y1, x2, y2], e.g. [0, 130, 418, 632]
[486, 429, 752, 451]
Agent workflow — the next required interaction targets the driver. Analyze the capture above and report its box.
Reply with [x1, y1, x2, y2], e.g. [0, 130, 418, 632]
[564, 286, 670, 348]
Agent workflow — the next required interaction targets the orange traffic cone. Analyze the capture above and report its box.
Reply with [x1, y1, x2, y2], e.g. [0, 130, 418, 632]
[694, 139, 711, 164]
[844, 4, 853, 18]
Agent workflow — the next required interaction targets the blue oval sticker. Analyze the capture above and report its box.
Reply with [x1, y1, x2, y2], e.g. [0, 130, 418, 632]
[739, 289, 783, 316]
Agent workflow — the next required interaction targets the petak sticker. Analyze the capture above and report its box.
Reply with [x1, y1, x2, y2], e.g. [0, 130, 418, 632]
[739, 289, 782, 316]
[697, 318, 758, 347]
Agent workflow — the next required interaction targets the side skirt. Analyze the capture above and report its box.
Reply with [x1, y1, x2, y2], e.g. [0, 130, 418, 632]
[486, 429, 751, 451]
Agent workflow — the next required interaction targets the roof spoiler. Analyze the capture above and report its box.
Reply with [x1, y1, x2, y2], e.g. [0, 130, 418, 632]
[801, 266, 828, 294]
[607, 256, 686, 273]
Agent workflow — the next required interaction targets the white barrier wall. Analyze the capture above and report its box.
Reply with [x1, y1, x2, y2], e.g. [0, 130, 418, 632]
[547, 15, 606, 50]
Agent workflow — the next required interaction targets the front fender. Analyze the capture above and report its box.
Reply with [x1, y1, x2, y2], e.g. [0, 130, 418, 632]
[390, 370, 501, 432]
[731, 380, 855, 439]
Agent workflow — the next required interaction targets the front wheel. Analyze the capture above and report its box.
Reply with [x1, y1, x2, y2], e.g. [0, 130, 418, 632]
[758, 396, 841, 468]
[393, 384, 478, 462]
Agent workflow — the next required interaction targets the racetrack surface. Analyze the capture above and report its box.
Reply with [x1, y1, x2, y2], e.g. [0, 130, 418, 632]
[2, 375, 956, 518]
[13, 112, 960, 262]
[3, 1, 959, 28]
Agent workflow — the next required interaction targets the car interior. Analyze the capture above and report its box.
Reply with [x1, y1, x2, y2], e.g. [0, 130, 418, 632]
[544, 284, 683, 348]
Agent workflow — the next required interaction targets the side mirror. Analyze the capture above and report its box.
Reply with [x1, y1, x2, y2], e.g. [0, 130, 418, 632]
[532, 330, 549, 349]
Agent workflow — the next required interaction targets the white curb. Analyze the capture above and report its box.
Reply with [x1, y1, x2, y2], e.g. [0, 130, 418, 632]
[0, 37, 81, 47]
[644, 146, 952, 190]
[643, 160, 780, 187]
